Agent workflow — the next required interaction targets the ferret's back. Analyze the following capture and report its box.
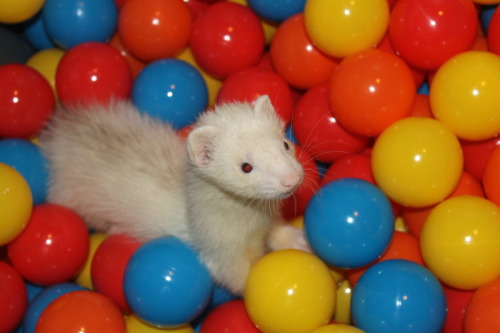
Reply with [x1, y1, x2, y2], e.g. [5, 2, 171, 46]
[39, 101, 189, 241]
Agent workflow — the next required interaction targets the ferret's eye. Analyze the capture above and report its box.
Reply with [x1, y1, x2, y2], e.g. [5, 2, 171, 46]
[284, 141, 290, 150]
[241, 163, 253, 173]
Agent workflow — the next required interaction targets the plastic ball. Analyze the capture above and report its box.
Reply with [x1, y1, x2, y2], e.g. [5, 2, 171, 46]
[127, 315, 195, 333]
[463, 278, 500, 333]
[420, 196, 500, 290]
[371, 117, 463, 207]
[488, 6, 500, 55]
[22, 13, 56, 51]
[7, 204, 90, 286]
[118, 0, 192, 62]
[91, 234, 142, 313]
[124, 236, 213, 327]
[56, 41, 133, 106]
[108, 33, 146, 79]
[293, 84, 369, 163]
[0, 63, 55, 138]
[269, 14, 337, 90]
[0, 262, 27, 333]
[42, 0, 118, 50]
[0, 0, 44, 24]
[310, 324, 365, 333]
[247, 0, 305, 22]
[132, 58, 208, 129]
[483, 146, 500, 206]
[334, 280, 353, 325]
[216, 66, 293, 125]
[23, 283, 86, 333]
[461, 136, 500, 181]
[321, 152, 374, 186]
[352, 259, 446, 333]
[329, 48, 416, 137]
[36, 290, 126, 333]
[245, 250, 336, 333]
[190, 1, 265, 78]
[442, 285, 474, 333]
[200, 300, 260, 333]
[0, 138, 49, 205]
[0, 163, 32, 245]
[75, 232, 107, 290]
[430, 51, 500, 141]
[304, 0, 389, 58]
[177, 47, 223, 107]
[347, 231, 424, 286]
[281, 146, 321, 220]
[304, 178, 394, 268]
[389, 0, 478, 70]
[26, 48, 65, 96]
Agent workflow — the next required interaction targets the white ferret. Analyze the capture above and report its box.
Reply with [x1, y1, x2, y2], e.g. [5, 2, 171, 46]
[39, 95, 307, 294]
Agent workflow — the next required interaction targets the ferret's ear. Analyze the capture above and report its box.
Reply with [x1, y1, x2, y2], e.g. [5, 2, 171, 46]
[253, 95, 274, 114]
[187, 125, 218, 167]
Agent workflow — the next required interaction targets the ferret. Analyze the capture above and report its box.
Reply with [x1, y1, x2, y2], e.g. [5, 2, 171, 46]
[39, 95, 307, 294]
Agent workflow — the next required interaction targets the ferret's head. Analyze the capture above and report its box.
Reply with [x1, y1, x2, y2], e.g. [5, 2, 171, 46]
[187, 95, 304, 200]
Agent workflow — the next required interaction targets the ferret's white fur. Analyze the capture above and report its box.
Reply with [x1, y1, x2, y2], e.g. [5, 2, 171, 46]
[39, 96, 306, 294]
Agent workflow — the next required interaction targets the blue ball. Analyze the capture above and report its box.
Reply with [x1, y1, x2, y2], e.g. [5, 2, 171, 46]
[132, 59, 208, 129]
[351, 259, 447, 333]
[124, 236, 214, 327]
[42, 0, 118, 49]
[304, 178, 394, 268]
[247, 0, 306, 22]
[0, 138, 49, 205]
[23, 13, 56, 51]
[23, 283, 86, 333]
[480, 5, 498, 34]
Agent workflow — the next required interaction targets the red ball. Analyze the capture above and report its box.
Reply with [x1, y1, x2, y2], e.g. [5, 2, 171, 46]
[91, 234, 141, 313]
[293, 84, 369, 163]
[321, 152, 374, 187]
[281, 146, 321, 220]
[118, 0, 192, 62]
[442, 285, 474, 333]
[201, 300, 259, 333]
[463, 278, 500, 333]
[488, 7, 500, 55]
[56, 42, 133, 106]
[0, 262, 27, 333]
[270, 13, 338, 90]
[0, 64, 55, 139]
[329, 48, 416, 137]
[389, 0, 478, 70]
[482, 146, 500, 207]
[461, 137, 500, 182]
[216, 66, 294, 125]
[7, 204, 90, 286]
[190, 1, 265, 78]
[36, 290, 126, 333]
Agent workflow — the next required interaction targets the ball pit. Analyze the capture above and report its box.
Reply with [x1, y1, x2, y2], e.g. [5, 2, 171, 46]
[2, 1, 500, 332]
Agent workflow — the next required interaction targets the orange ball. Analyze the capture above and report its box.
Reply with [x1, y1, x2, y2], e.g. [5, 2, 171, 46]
[270, 13, 337, 90]
[329, 48, 415, 136]
[118, 0, 192, 62]
[36, 290, 126, 332]
[483, 146, 500, 206]
[463, 278, 500, 333]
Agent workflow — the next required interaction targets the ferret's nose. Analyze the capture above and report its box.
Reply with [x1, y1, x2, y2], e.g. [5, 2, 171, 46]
[281, 171, 303, 189]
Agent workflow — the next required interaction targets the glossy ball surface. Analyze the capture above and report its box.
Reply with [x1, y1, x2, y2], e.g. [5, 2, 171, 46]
[0, 262, 27, 333]
[0, 0, 44, 24]
[305, 178, 394, 268]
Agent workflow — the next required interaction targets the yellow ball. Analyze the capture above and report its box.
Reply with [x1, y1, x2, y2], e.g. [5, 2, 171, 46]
[0, 163, 33, 245]
[310, 324, 365, 333]
[126, 315, 194, 332]
[245, 250, 336, 333]
[75, 232, 107, 289]
[304, 0, 389, 58]
[27, 48, 65, 97]
[420, 196, 500, 290]
[334, 280, 352, 325]
[371, 117, 463, 208]
[430, 51, 500, 141]
[0, 0, 45, 24]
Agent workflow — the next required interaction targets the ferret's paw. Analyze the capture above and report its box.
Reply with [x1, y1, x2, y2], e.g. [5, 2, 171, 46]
[267, 224, 311, 253]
